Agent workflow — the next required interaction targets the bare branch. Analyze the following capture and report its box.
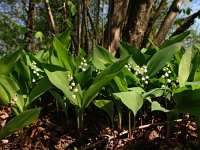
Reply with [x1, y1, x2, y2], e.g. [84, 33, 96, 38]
[171, 10, 200, 37]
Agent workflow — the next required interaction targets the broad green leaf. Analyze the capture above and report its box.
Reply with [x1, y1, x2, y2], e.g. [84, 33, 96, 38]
[43, 64, 79, 106]
[92, 45, 116, 70]
[13, 55, 31, 82]
[0, 74, 24, 112]
[53, 37, 76, 73]
[147, 43, 182, 77]
[178, 48, 193, 86]
[35, 31, 43, 42]
[160, 31, 190, 49]
[151, 101, 169, 112]
[143, 88, 165, 99]
[129, 87, 145, 93]
[0, 108, 41, 139]
[114, 76, 128, 92]
[0, 84, 9, 105]
[74, 67, 92, 89]
[0, 50, 21, 75]
[122, 68, 140, 86]
[94, 100, 114, 121]
[185, 81, 200, 86]
[68, 1, 77, 16]
[173, 86, 200, 117]
[82, 57, 129, 108]
[28, 77, 52, 106]
[120, 41, 145, 66]
[188, 51, 199, 81]
[114, 91, 143, 116]
[57, 30, 71, 49]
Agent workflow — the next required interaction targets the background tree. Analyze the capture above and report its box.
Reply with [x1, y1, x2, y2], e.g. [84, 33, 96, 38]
[0, 0, 199, 55]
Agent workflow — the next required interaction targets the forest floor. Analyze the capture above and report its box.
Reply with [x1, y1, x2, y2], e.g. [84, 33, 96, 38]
[0, 99, 199, 150]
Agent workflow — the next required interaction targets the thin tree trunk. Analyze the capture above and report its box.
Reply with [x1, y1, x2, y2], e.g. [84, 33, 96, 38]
[24, 0, 36, 52]
[43, 0, 56, 34]
[171, 10, 200, 37]
[153, 0, 184, 47]
[104, 0, 130, 56]
[123, 0, 154, 49]
[77, 0, 81, 54]
[83, 0, 89, 51]
[141, 0, 167, 48]
[94, 0, 100, 44]
[102, 0, 105, 47]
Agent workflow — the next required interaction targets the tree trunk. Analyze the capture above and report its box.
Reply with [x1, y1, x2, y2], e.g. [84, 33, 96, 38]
[43, 0, 55, 34]
[141, 0, 167, 48]
[94, 0, 100, 44]
[76, 0, 81, 54]
[123, 0, 154, 49]
[104, 0, 130, 56]
[24, 0, 36, 52]
[153, 0, 184, 47]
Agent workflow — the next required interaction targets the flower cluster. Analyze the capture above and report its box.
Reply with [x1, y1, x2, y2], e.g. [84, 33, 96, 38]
[134, 65, 148, 76]
[78, 57, 88, 72]
[161, 65, 172, 84]
[160, 64, 177, 88]
[134, 65, 149, 85]
[31, 61, 43, 82]
[67, 74, 78, 99]
[125, 63, 132, 71]
[95, 69, 101, 74]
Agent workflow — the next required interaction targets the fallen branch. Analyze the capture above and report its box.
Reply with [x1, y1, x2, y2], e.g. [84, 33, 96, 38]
[82, 119, 183, 150]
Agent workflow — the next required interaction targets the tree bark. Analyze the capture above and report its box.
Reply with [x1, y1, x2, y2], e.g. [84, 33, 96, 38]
[123, 0, 154, 49]
[171, 10, 200, 37]
[153, 0, 184, 47]
[83, 0, 89, 51]
[141, 0, 167, 48]
[77, 0, 81, 54]
[43, 0, 56, 34]
[104, 0, 130, 56]
[24, 0, 36, 52]
[102, 0, 105, 47]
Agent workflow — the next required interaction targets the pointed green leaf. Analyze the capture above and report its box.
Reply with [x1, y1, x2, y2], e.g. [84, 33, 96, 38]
[57, 30, 71, 49]
[53, 37, 76, 73]
[0, 74, 24, 112]
[147, 43, 182, 77]
[43, 64, 78, 106]
[120, 41, 145, 66]
[0, 50, 21, 75]
[35, 31, 43, 42]
[173, 86, 200, 117]
[151, 101, 169, 112]
[82, 57, 129, 108]
[74, 67, 92, 89]
[94, 100, 114, 121]
[179, 48, 193, 86]
[28, 76, 52, 105]
[114, 91, 143, 116]
[68, 1, 77, 16]
[92, 45, 116, 70]
[114, 76, 128, 92]
[0, 108, 41, 139]
[160, 31, 190, 49]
